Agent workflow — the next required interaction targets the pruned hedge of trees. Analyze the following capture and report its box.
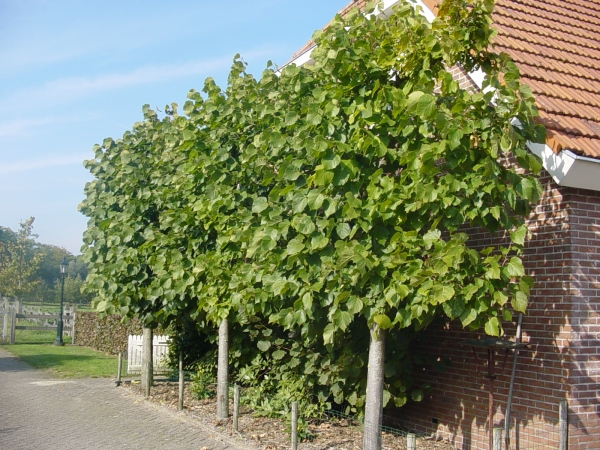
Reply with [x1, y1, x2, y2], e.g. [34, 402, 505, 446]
[80, 0, 544, 445]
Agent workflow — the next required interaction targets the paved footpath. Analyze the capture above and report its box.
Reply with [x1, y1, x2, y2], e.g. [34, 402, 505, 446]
[0, 348, 254, 450]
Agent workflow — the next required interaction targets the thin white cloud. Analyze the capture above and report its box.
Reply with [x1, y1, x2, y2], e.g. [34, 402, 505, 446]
[0, 154, 84, 175]
[0, 117, 66, 138]
[1, 49, 275, 112]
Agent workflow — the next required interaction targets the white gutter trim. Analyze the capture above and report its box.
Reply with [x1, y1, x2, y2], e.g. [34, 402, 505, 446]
[563, 149, 600, 165]
[528, 141, 600, 191]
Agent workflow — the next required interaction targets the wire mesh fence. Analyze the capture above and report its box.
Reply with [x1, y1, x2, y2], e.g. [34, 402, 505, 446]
[119, 365, 576, 450]
[121, 375, 457, 450]
[505, 413, 561, 450]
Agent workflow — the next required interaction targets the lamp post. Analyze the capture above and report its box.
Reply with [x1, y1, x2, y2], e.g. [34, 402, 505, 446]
[53, 257, 68, 346]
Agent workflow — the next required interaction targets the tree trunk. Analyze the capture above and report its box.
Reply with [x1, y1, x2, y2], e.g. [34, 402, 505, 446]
[217, 318, 229, 419]
[363, 324, 385, 450]
[141, 327, 153, 397]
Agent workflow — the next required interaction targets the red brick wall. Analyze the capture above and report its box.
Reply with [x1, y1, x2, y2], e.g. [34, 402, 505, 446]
[391, 174, 600, 449]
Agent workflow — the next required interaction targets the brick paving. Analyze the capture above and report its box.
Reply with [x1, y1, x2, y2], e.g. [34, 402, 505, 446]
[0, 348, 255, 450]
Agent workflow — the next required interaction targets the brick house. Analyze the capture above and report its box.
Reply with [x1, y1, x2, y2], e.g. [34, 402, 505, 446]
[286, 0, 600, 448]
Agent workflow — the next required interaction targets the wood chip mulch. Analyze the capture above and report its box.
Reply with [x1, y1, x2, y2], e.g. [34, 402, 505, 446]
[125, 381, 456, 450]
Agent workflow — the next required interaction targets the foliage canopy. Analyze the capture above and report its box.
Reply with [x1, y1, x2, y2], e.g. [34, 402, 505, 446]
[81, 0, 544, 412]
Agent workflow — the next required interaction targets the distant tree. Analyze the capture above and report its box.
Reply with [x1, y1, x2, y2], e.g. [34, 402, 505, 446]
[53, 274, 91, 306]
[36, 244, 69, 287]
[0, 217, 41, 298]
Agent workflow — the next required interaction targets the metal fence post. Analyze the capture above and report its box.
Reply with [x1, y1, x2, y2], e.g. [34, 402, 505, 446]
[559, 399, 568, 450]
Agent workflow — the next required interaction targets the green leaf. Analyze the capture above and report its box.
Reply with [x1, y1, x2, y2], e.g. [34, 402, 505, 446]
[394, 394, 407, 407]
[310, 234, 329, 250]
[272, 279, 288, 295]
[336, 223, 351, 239]
[333, 310, 353, 331]
[510, 225, 527, 246]
[504, 257, 525, 278]
[257, 340, 271, 351]
[423, 229, 441, 248]
[302, 292, 313, 310]
[323, 323, 335, 344]
[434, 285, 455, 303]
[411, 389, 424, 402]
[460, 308, 477, 327]
[373, 314, 392, 329]
[511, 291, 528, 313]
[484, 317, 501, 336]
[347, 391, 358, 406]
[292, 193, 308, 213]
[285, 111, 299, 126]
[516, 177, 536, 201]
[292, 215, 315, 235]
[252, 197, 269, 213]
[493, 291, 508, 306]
[382, 389, 391, 407]
[346, 296, 364, 314]
[287, 239, 305, 255]
[307, 113, 322, 125]
[307, 190, 325, 210]
[407, 91, 436, 119]
[272, 350, 286, 360]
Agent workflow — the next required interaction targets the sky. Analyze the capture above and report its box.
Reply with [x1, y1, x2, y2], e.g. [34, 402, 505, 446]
[0, 0, 349, 255]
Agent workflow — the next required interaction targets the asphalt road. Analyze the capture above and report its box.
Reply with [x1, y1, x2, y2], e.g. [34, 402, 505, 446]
[0, 348, 251, 450]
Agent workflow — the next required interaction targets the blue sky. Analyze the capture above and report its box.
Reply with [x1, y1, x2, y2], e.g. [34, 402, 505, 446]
[0, 0, 348, 255]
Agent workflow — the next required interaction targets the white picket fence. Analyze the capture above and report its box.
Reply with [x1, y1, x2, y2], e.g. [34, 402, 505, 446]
[127, 334, 170, 374]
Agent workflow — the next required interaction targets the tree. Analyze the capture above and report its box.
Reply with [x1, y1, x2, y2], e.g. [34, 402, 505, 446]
[53, 275, 91, 305]
[0, 218, 42, 298]
[81, 1, 544, 446]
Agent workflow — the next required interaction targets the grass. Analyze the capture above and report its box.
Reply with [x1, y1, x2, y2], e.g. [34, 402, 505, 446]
[0, 329, 120, 378]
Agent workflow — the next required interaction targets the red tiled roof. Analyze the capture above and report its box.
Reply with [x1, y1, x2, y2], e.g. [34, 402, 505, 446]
[289, 0, 600, 159]
[491, 0, 600, 158]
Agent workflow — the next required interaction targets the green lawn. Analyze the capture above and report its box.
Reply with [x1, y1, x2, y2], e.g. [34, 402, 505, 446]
[1, 336, 121, 378]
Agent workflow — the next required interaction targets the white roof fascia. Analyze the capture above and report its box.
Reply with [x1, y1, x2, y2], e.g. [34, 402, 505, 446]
[528, 142, 600, 191]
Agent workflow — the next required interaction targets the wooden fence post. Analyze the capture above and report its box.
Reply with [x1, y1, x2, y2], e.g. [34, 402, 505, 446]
[116, 352, 122, 386]
[10, 309, 16, 344]
[233, 385, 240, 432]
[141, 327, 153, 397]
[493, 427, 502, 450]
[217, 318, 229, 419]
[71, 306, 77, 345]
[2, 298, 8, 340]
[178, 351, 184, 411]
[559, 399, 568, 450]
[407, 433, 416, 450]
[291, 401, 298, 450]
